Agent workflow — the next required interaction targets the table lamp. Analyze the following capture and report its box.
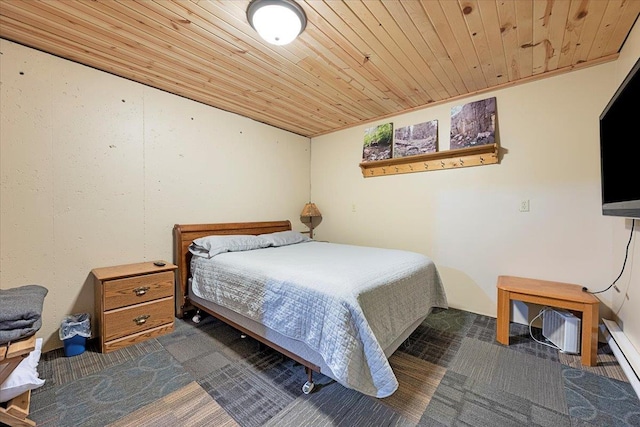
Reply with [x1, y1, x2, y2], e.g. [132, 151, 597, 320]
[300, 202, 321, 238]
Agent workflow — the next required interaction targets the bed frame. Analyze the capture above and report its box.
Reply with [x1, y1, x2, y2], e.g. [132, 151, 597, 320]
[173, 220, 433, 396]
[173, 220, 320, 392]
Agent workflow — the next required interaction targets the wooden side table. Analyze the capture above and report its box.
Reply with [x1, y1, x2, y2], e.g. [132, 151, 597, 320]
[496, 275, 600, 366]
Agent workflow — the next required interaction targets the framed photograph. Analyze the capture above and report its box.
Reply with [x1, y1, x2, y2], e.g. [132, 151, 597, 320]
[450, 97, 497, 150]
[393, 120, 438, 158]
[362, 122, 393, 162]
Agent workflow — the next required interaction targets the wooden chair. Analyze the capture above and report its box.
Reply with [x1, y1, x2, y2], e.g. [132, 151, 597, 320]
[0, 335, 37, 427]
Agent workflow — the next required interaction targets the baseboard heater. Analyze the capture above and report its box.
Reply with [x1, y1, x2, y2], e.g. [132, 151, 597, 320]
[601, 319, 640, 401]
[542, 309, 581, 354]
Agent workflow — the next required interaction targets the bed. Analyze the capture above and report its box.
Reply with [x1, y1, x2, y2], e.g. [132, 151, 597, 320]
[173, 220, 447, 397]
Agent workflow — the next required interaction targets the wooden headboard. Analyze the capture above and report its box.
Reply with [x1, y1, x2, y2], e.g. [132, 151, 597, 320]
[172, 220, 292, 317]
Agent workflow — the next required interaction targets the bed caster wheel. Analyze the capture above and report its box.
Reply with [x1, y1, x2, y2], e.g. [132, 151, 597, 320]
[192, 311, 201, 323]
[302, 381, 314, 395]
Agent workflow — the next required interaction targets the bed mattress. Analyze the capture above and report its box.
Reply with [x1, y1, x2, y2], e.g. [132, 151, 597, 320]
[190, 241, 447, 397]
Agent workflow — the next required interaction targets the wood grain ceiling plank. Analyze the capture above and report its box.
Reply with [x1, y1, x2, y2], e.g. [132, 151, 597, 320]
[0, 4, 161, 74]
[531, 0, 551, 75]
[0, 17, 217, 105]
[404, 1, 468, 95]
[300, 1, 420, 111]
[458, 0, 504, 86]
[439, 0, 490, 90]
[0, 18, 143, 79]
[557, 0, 590, 69]
[293, 53, 390, 119]
[494, 0, 521, 81]
[208, 0, 397, 121]
[530, 0, 572, 75]
[358, 0, 448, 101]
[341, 0, 437, 106]
[0, 14, 321, 136]
[33, 0, 288, 103]
[306, 2, 450, 117]
[515, 0, 534, 78]
[571, 0, 609, 64]
[542, 0, 572, 72]
[587, 0, 626, 61]
[108, 0, 356, 126]
[382, 1, 459, 99]
[295, 28, 403, 117]
[320, 0, 429, 107]
[603, 0, 640, 55]
[30, 0, 333, 132]
[475, 0, 509, 85]
[300, 25, 399, 109]
[62, 2, 340, 133]
[420, 0, 480, 93]
[310, 49, 619, 138]
[1, 1, 238, 92]
[189, 0, 386, 121]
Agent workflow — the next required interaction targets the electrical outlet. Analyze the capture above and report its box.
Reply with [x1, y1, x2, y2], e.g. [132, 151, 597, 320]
[520, 199, 530, 212]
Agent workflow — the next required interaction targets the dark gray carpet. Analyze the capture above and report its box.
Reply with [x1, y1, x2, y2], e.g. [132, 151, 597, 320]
[563, 366, 640, 426]
[419, 370, 571, 427]
[265, 380, 413, 427]
[19, 308, 640, 427]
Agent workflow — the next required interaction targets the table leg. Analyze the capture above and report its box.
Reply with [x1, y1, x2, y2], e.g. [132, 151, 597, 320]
[581, 303, 599, 366]
[496, 288, 510, 345]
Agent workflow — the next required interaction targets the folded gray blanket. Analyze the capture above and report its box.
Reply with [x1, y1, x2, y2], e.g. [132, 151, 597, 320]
[0, 285, 48, 345]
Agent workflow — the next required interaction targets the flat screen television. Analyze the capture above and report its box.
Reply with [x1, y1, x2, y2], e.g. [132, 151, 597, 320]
[599, 56, 640, 218]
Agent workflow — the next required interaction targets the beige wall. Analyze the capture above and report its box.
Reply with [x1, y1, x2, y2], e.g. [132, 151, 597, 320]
[311, 21, 640, 353]
[0, 39, 310, 351]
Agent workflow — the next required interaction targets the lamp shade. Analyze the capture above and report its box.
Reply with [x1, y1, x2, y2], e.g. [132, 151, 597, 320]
[247, 0, 307, 45]
[300, 202, 321, 218]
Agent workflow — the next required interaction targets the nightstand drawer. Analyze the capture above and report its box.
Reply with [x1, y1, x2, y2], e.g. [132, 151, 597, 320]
[104, 297, 173, 342]
[103, 271, 174, 310]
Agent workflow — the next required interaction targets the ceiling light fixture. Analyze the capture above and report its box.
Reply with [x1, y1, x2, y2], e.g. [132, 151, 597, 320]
[247, 0, 307, 46]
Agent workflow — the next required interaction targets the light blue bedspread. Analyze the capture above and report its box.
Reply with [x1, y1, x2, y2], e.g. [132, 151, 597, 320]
[190, 241, 447, 397]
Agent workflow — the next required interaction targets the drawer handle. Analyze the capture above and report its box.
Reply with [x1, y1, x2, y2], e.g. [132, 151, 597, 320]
[133, 314, 150, 325]
[133, 286, 150, 296]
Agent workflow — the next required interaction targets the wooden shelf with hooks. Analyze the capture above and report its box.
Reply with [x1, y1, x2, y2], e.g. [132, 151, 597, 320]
[359, 143, 499, 177]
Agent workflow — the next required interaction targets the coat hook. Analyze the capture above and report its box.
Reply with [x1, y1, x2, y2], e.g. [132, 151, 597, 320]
[382, 167, 386, 174]
[395, 166, 399, 172]
[424, 163, 429, 169]
[409, 165, 413, 171]
[480, 156, 485, 164]
[460, 158, 464, 165]
[440, 161, 445, 168]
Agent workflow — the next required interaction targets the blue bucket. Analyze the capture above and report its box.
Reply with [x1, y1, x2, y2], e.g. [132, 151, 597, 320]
[63, 334, 87, 357]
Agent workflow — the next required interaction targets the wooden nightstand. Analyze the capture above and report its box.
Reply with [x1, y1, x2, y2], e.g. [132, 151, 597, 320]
[92, 261, 177, 353]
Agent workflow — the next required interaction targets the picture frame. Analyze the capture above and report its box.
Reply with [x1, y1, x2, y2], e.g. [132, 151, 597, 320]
[450, 97, 496, 150]
[393, 120, 438, 158]
[362, 122, 393, 162]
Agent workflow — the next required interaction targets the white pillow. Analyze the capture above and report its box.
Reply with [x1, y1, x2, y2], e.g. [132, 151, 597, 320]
[259, 230, 312, 247]
[189, 234, 270, 259]
[0, 338, 45, 403]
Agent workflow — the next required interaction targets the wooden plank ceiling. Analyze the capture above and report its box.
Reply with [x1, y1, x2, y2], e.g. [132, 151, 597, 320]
[1, 0, 638, 138]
